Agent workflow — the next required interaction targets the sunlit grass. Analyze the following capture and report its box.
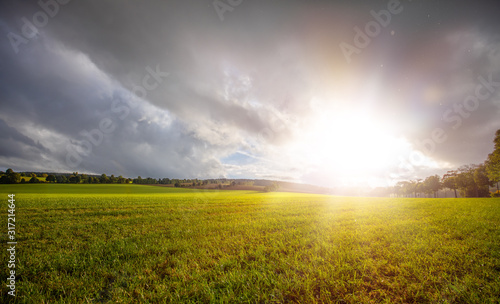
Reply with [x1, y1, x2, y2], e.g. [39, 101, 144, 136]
[1, 184, 499, 303]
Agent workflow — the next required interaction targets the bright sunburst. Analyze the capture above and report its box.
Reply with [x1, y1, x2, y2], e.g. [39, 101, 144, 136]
[288, 107, 410, 185]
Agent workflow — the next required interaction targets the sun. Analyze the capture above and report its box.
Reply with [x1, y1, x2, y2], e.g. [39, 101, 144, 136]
[288, 108, 409, 184]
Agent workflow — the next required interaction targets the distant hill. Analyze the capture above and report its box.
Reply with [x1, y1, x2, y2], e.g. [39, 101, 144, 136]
[153, 178, 333, 195]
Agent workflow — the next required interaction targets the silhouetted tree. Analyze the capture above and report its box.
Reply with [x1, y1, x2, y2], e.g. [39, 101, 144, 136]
[0, 168, 21, 184]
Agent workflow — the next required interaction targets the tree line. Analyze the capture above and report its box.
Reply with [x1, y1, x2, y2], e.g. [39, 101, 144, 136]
[0, 171, 134, 184]
[391, 129, 500, 198]
[0, 170, 264, 189]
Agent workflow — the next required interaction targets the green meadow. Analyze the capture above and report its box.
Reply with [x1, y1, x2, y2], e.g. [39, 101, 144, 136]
[1, 184, 500, 303]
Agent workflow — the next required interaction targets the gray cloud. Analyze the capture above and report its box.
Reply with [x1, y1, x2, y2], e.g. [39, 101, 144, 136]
[0, 0, 499, 185]
[0, 118, 46, 158]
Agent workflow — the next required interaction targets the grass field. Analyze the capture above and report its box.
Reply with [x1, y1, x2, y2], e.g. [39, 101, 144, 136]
[1, 184, 499, 303]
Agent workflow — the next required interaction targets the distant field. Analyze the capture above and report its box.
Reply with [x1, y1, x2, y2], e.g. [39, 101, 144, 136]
[1, 184, 499, 303]
[4, 183, 196, 195]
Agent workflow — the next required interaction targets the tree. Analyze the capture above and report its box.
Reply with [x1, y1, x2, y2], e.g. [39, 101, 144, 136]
[69, 174, 81, 184]
[79, 174, 88, 183]
[46, 174, 56, 183]
[486, 154, 500, 191]
[12, 171, 22, 183]
[424, 175, 441, 198]
[0, 175, 9, 184]
[393, 182, 404, 197]
[455, 165, 490, 197]
[29, 176, 40, 183]
[416, 182, 426, 197]
[133, 176, 143, 184]
[486, 129, 500, 192]
[0, 168, 21, 184]
[474, 164, 492, 197]
[443, 171, 459, 198]
[264, 181, 280, 192]
[100, 174, 109, 184]
[56, 175, 68, 183]
[456, 165, 475, 197]
[395, 181, 411, 197]
[406, 180, 418, 198]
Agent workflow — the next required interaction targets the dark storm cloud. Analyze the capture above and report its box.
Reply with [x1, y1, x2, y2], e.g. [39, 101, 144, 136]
[0, 14, 230, 177]
[0, 0, 499, 183]
[0, 118, 46, 159]
[39, 0, 313, 135]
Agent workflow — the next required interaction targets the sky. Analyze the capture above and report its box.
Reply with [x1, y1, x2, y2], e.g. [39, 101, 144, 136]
[0, 0, 499, 188]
